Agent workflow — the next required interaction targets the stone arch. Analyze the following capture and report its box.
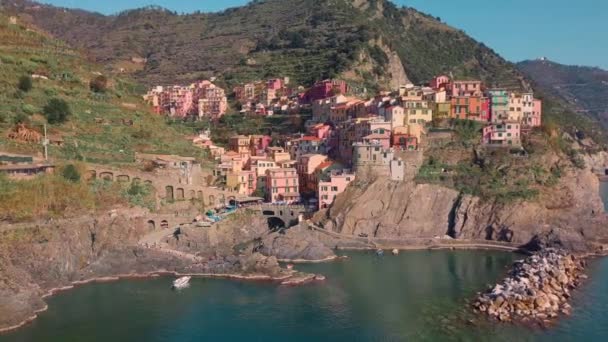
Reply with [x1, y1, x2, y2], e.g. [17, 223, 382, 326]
[86, 170, 97, 181]
[132, 177, 141, 184]
[228, 196, 236, 206]
[160, 220, 169, 229]
[144, 180, 153, 187]
[208, 195, 216, 206]
[99, 172, 114, 181]
[165, 186, 174, 201]
[147, 220, 155, 231]
[188, 190, 196, 199]
[117, 174, 130, 182]
[267, 217, 286, 230]
[220, 194, 226, 206]
[197, 191, 203, 199]
[176, 188, 185, 200]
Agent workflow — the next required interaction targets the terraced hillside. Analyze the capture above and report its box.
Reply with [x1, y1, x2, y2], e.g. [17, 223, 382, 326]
[5, 0, 526, 92]
[0, 14, 206, 165]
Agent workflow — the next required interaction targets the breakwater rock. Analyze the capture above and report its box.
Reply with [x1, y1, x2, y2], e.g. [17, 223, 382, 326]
[473, 249, 586, 324]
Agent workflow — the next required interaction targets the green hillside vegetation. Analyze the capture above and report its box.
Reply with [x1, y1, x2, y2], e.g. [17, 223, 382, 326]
[0, 14, 207, 166]
[5, 0, 525, 91]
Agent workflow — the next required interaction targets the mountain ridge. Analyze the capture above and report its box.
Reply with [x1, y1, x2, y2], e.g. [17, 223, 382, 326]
[3, 0, 526, 91]
[517, 59, 608, 128]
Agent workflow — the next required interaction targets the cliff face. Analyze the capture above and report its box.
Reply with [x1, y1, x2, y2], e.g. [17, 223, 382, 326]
[319, 165, 608, 251]
[0, 210, 332, 331]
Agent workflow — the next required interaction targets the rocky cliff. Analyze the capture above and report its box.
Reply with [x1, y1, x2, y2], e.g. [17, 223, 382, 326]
[0, 209, 334, 332]
[317, 162, 608, 252]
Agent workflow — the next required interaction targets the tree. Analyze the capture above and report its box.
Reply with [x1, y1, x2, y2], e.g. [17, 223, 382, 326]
[61, 164, 81, 183]
[89, 75, 108, 93]
[18, 75, 33, 92]
[43, 98, 71, 124]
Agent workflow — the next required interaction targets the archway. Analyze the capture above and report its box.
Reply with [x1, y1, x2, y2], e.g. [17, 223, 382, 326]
[165, 186, 174, 201]
[267, 217, 286, 230]
[132, 177, 141, 184]
[99, 172, 114, 181]
[197, 191, 203, 199]
[228, 196, 237, 206]
[176, 188, 185, 200]
[160, 220, 169, 229]
[147, 220, 155, 231]
[189, 190, 196, 199]
[208, 195, 216, 206]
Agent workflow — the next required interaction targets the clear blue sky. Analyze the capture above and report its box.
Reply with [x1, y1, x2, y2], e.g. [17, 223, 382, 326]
[38, 0, 608, 69]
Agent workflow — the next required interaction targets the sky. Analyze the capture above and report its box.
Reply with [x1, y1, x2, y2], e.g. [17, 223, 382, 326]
[37, 0, 608, 69]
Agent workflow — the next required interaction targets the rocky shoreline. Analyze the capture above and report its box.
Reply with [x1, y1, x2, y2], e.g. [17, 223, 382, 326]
[0, 267, 324, 334]
[473, 248, 588, 324]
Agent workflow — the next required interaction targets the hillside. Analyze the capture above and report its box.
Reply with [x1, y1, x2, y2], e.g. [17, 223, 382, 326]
[518, 59, 608, 128]
[0, 14, 207, 165]
[4, 0, 526, 92]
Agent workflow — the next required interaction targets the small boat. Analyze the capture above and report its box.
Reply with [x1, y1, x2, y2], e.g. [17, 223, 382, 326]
[172, 276, 191, 290]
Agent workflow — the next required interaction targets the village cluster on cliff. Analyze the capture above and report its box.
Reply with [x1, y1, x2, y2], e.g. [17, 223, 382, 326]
[138, 75, 542, 211]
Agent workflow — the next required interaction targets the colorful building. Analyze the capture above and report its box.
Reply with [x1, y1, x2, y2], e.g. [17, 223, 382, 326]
[318, 169, 356, 210]
[296, 154, 328, 194]
[404, 100, 434, 124]
[303, 79, 348, 103]
[451, 80, 483, 97]
[489, 89, 509, 122]
[450, 96, 489, 121]
[265, 168, 300, 203]
[482, 122, 521, 146]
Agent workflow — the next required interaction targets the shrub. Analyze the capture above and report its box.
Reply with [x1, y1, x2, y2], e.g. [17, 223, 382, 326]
[61, 164, 81, 183]
[43, 98, 71, 124]
[89, 75, 109, 93]
[18, 75, 33, 92]
[12, 112, 29, 125]
[21, 104, 37, 115]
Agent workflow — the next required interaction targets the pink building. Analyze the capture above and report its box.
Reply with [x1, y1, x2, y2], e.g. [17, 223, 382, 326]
[267, 78, 283, 90]
[482, 121, 521, 146]
[164, 86, 193, 117]
[430, 75, 450, 90]
[296, 154, 327, 194]
[523, 98, 542, 128]
[250, 135, 272, 155]
[303, 79, 348, 103]
[318, 169, 356, 210]
[266, 168, 300, 203]
[308, 123, 333, 140]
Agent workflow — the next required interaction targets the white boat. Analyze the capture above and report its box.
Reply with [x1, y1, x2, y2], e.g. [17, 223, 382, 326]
[172, 276, 191, 290]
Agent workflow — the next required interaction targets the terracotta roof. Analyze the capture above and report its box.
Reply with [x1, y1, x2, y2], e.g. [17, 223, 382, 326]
[299, 136, 321, 142]
[315, 161, 334, 171]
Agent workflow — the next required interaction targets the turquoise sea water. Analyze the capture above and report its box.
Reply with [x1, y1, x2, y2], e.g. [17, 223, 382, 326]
[2, 250, 608, 341]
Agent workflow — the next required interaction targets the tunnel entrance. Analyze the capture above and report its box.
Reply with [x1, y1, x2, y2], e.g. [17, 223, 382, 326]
[267, 217, 286, 230]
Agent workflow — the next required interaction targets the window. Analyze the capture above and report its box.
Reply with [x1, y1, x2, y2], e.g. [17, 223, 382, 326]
[507, 125, 511, 129]
[346, 177, 351, 181]
[331, 186, 338, 192]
